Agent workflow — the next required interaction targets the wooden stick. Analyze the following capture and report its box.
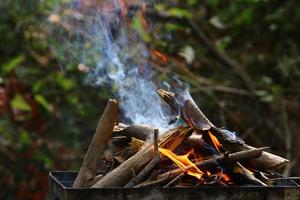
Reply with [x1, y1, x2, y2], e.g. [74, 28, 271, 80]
[157, 147, 268, 181]
[269, 177, 300, 181]
[231, 162, 267, 186]
[157, 89, 288, 170]
[73, 99, 118, 188]
[91, 127, 192, 188]
[134, 175, 171, 188]
[113, 123, 156, 141]
[125, 129, 160, 187]
[164, 172, 185, 187]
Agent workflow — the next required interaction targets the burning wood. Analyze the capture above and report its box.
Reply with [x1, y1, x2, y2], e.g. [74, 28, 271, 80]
[73, 94, 292, 189]
[92, 127, 192, 188]
[157, 89, 288, 170]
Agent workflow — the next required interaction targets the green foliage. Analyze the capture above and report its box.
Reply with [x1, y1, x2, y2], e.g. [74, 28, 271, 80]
[131, 16, 151, 42]
[11, 94, 31, 112]
[34, 95, 53, 113]
[1, 55, 25, 75]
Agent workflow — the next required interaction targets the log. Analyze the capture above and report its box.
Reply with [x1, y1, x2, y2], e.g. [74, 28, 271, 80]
[73, 99, 118, 188]
[157, 147, 268, 181]
[92, 127, 192, 188]
[157, 89, 288, 170]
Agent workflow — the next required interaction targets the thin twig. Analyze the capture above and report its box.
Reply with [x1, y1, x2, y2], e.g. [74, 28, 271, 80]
[190, 85, 253, 96]
[270, 177, 300, 181]
[163, 172, 185, 187]
[134, 175, 171, 188]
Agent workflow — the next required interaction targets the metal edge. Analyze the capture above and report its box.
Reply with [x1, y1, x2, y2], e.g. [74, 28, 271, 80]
[50, 171, 300, 190]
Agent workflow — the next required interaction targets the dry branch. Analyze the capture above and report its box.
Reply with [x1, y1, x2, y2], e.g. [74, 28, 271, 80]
[92, 127, 192, 188]
[73, 99, 118, 188]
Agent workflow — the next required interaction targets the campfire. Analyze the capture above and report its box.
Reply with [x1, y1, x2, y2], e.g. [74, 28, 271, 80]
[46, 1, 300, 195]
[71, 88, 292, 189]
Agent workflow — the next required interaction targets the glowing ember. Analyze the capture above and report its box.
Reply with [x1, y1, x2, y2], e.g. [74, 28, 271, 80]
[217, 172, 231, 182]
[208, 130, 222, 152]
[159, 148, 204, 180]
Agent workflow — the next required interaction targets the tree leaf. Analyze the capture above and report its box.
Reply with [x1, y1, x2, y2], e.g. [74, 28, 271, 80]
[168, 8, 192, 19]
[19, 131, 32, 145]
[11, 94, 31, 112]
[34, 94, 53, 113]
[1, 55, 25, 75]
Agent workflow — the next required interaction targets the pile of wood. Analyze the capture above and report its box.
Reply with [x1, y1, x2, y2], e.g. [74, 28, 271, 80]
[72, 89, 289, 188]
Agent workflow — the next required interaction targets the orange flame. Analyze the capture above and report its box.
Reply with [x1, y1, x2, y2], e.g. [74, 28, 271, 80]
[159, 148, 203, 180]
[208, 130, 222, 152]
[217, 172, 231, 182]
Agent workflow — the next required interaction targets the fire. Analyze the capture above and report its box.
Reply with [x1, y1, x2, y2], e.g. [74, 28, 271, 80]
[208, 130, 222, 152]
[159, 148, 204, 180]
[217, 172, 231, 182]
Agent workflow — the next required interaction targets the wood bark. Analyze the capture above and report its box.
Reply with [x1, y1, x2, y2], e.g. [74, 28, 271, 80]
[92, 127, 192, 188]
[73, 99, 118, 188]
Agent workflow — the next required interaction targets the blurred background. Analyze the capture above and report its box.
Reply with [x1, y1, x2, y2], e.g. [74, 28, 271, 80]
[0, 0, 299, 199]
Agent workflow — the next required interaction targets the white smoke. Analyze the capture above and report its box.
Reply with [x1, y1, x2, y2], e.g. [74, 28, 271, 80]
[49, 0, 173, 128]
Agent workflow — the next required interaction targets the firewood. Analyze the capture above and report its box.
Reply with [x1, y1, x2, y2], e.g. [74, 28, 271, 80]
[113, 123, 156, 141]
[73, 99, 118, 188]
[91, 127, 193, 188]
[270, 177, 300, 181]
[84, 174, 103, 187]
[230, 162, 267, 186]
[157, 147, 268, 182]
[134, 175, 171, 188]
[125, 129, 160, 187]
[114, 124, 204, 156]
[163, 172, 185, 187]
[157, 89, 288, 170]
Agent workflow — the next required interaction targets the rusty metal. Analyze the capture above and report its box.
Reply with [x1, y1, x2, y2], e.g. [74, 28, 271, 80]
[46, 171, 300, 200]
